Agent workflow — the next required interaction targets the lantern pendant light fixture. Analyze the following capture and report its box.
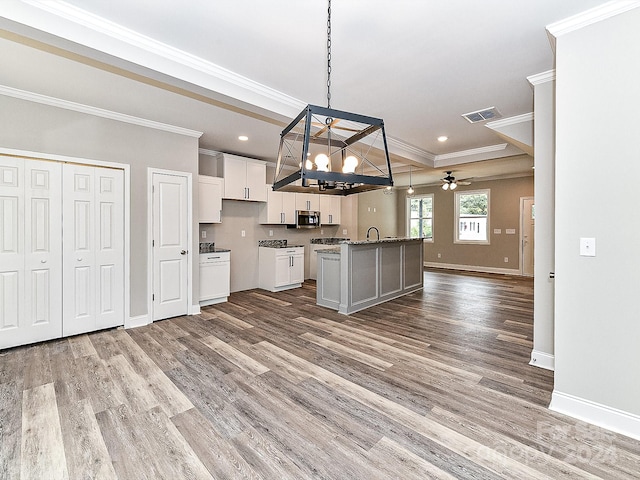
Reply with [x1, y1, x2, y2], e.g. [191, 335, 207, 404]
[273, 0, 394, 195]
[407, 165, 415, 196]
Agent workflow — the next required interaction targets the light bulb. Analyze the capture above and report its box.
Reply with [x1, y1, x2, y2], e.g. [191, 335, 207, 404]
[450, 182, 457, 190]
[442, 183, 449, 190]
[342, 155, 358, 173]
[305, 159, 313, 170]
[407, 186, 414, 195]
[315, 153, 330, 172]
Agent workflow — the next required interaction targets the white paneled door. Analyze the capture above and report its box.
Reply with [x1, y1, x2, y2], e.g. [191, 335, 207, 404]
[152, 172, 189, 321]
[63, 164, 124, 336]
[0, 158, 63, 349]
[0, 156, 124, 349]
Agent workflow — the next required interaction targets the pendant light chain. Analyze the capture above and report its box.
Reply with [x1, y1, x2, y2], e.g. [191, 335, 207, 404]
[326, 0, 332, 109]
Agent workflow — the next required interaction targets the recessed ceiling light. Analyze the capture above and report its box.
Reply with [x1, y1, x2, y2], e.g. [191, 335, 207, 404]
[238, 135, 249, 141]
[437, 136, 448, 142]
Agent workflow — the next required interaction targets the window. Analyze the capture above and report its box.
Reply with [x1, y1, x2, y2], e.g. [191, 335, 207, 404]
[407, 194, 433, 241]
[455, 189, 490, 244]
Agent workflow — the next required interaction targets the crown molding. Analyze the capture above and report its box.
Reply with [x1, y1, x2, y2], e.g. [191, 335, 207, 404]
[485, 113, 533, 129]
[0, 84, 203, 138]
[547, 0, 640, 39]
[527, 70, 556, 86]
[435, 143, 508, 162]
[6, 0, 304, 119]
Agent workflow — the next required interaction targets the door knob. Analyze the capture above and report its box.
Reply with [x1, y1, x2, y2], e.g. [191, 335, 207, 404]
[180, 250, 187, 255]
[41, 259, 47, 263]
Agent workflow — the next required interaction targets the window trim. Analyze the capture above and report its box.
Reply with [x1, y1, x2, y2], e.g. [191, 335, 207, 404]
[406, 193, 434, 242]
[454, 188, 490, 245]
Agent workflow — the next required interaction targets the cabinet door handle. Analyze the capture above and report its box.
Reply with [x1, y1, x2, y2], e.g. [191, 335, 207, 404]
[181, 250, 187, 255]
[329, 214, 332, 223]
[247, 187, 250, 199]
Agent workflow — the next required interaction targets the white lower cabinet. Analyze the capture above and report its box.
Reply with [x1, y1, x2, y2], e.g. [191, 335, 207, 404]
[259, 246, 304, 292]
[199, 251, 230, 305]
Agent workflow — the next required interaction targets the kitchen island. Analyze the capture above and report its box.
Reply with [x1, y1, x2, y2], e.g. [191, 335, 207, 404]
[316, 238, 424, 314]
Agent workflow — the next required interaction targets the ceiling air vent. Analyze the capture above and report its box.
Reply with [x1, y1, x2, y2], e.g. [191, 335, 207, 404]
[462, 107, 502, 123]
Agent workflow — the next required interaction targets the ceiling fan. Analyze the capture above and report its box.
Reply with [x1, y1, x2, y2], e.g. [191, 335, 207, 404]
[441, 171, 471, 190]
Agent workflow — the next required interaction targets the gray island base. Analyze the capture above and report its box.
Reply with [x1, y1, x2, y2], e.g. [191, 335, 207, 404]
[316, 238, 424, 315]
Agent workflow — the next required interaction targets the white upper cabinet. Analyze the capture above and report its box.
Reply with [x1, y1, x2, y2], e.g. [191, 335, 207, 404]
[319, 195, 341, 225]
[220, 153, 267, 202]
[198, 175, 223, 223]
[295, 192, 320, 212]
[259, 185, 296, 224]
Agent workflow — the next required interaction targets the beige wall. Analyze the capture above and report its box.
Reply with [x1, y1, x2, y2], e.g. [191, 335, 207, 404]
[396, 175, 534, 271]
[552, 6, 640, 428]
[0, 95, 199, 318]
[357, 189, 399, 239]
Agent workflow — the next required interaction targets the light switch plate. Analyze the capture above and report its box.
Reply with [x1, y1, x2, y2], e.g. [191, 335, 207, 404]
[580, 237, 596, 256]
[506, 228, 516, 235]
[493, 228, 502, 234]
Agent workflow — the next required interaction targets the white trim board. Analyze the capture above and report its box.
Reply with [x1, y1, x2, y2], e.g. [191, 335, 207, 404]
[0, 84, 203, 138]
[550, 391, 640, 441]
[424, 262, 522, 276]
[529, 349, 555, 371]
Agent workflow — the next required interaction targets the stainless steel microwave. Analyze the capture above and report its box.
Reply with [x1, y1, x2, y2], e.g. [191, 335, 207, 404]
[291, 210, 321, 229]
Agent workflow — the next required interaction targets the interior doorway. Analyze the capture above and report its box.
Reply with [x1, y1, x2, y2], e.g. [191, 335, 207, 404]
[149, 169, 192, 321]
[520, 196, 535, 276]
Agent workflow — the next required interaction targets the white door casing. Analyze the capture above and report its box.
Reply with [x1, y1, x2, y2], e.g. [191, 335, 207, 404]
[0, 157, 63, 349]
[521, 196, 535, 277]
[63, 164, 124, 336]
[152, 171, 190, 321]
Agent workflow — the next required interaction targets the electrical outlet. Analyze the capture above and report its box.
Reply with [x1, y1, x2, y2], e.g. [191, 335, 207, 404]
[504, 257, 509, 263]
[342, 229, 347, 235]
[269, 230, 273, 237]
[321, 229, 324, 235]
[201, 230, 206, 239]
[437, 253, 441, 258]
[241, 230, 246, 237]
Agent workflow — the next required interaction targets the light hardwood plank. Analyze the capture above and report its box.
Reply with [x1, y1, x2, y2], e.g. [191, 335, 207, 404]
[58, 398, 118, 480]
[300, 331, 394, 371]
[200, 334, 270, 376]
[21, 383, 69, 480]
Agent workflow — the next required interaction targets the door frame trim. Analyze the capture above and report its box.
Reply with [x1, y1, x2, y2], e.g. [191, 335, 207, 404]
[519, 196, 535, 277]
[147, 168, 194, 325]
[0, 147, 131, 327]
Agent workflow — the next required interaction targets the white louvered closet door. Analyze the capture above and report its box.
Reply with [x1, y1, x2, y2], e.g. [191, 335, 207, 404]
[62, 164, 124, 336]
[0, 157, 63, 349]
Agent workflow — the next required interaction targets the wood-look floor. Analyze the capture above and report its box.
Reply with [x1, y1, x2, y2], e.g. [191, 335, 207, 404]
[2, 269, 639, 479]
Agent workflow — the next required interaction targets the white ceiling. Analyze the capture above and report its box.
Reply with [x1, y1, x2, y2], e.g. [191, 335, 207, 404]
[0, 0, 611, 186]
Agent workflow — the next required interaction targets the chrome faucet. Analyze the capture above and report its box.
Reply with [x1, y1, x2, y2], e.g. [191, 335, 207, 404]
[366, 226, 380, 241]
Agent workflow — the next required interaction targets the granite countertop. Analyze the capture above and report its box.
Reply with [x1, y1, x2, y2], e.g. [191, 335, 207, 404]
[310, 237, 349, 245]
[199, 242, 231, 253]
[315, 247, 340, 254]
[199, 243, 230, 253]
[344, 237, 421, 245]
[258, 240, 304, 248]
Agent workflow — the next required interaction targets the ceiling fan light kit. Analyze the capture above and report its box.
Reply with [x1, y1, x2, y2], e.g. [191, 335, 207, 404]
[272, 0, 393, 196]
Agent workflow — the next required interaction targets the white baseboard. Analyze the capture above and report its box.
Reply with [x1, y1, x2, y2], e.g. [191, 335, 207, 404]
[190, 304, 201, 315]
[529, 349, 555, 371]
[126, 314, 150, 329]
[424, 261, 521, 276]
[550, 390, 640, 441]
